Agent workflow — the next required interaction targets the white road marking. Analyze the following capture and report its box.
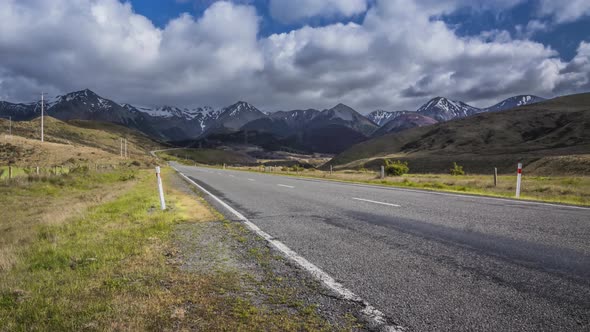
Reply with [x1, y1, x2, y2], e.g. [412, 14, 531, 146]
[353, 198, 401, 207]
[229, 175, 235, 177]
[173, 168, 402, 332]
[278, 184, 295, 189]
[248, 178, 255, 181]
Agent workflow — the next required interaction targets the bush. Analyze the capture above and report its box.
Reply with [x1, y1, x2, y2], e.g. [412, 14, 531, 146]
[291, 165, 304, 172]
[131, 160, 141, 167]
[450, 162, 465, 176]
[384, 160, 409, 176]
[70, 165, 90, 174]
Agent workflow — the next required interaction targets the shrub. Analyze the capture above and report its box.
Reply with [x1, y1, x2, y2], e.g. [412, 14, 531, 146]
[291, 165, 304, 172]
[131, 160, 141, 167]
[384, 160, 409, 176]
[450, 162, 465, 176]
[70, 165, 90, 174]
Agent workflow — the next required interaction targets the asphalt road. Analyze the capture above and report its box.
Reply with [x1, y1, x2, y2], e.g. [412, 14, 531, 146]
[173, 163, 590, 332]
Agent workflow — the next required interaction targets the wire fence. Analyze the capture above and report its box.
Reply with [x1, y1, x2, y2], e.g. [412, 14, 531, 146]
[0, 164, 119, 181]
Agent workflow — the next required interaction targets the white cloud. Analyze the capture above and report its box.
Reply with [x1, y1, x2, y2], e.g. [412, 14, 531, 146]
[0, 0, 588, 112]
[259, 0, 574, 110]
[538, 0, 590, 23]
[269, 0, 368, 23]
[515, 19, 549, 39]
[0, 0, 262, 106]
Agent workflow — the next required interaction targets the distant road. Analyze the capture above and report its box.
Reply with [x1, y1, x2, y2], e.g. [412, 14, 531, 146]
[173, 163, 590, 331]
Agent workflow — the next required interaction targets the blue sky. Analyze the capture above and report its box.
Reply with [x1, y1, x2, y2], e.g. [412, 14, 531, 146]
[1, 0, 589, 111]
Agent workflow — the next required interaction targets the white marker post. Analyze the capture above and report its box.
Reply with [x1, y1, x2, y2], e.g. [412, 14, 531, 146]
[380, 166, 385, 179]
[155, 166, 166, 210]
[515, 163, 522, 198]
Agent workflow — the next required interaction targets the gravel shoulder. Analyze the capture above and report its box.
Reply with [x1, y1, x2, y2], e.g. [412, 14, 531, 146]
[168, 172, 376, 331]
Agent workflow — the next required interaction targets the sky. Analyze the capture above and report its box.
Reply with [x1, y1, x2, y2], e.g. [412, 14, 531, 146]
[0, 0, 589, 113]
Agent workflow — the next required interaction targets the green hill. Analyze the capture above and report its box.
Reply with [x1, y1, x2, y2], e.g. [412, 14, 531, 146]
[329, 92, 590, 175]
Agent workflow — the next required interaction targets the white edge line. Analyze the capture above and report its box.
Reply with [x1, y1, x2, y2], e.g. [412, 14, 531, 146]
[173, 167, 403, 332]
[248, 178, 255, 181]
[353, 197, 401, 207]
[282, 175, 590, 211]
[174, 163, 589, 211]
[277, 184, 295, 188]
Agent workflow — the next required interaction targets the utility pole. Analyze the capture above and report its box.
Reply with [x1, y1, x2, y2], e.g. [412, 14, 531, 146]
[120, 138, 123, 157]
[41, 92, 45, 142]
[124, 139, 128, 158]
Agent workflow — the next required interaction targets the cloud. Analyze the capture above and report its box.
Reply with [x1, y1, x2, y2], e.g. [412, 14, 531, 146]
[0, 0, 588, 113]
[515, 19, 549, 39]
[0, 0, 262, 106]
[259, 0, 577, 110]
[538, 0, 590, 23]
[269, 0, 368, 23]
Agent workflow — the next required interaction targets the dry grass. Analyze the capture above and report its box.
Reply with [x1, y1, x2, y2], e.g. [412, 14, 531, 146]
[0, 117, 163, 166]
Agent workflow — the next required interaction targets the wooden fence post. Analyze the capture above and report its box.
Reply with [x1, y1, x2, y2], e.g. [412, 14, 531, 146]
[494, 167, 498, 187]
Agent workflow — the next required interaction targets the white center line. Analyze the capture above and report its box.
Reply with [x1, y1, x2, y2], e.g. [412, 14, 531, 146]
[353, 197, 400, 207]
[278, 184, 295, 189]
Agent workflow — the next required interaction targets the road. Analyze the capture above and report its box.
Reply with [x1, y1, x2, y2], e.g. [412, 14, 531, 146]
[172, 163, 590, 331]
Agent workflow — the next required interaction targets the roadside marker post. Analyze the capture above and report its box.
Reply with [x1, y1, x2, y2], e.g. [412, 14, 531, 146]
[156, 166, 166, 210]
[380, 166, 385, 179]
[515, 163, 522, 198]
[330, 165, 333, 175]
[494, 167, 498, 187]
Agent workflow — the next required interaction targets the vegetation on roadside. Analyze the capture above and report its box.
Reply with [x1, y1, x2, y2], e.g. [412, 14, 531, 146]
[0, 166, 346, 330]
[450, 162, 465, 176]
[384, 159, 409, 176]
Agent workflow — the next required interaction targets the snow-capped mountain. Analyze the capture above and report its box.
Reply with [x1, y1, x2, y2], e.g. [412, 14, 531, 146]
[367, 110, 411, 126]
[372, 113, 438, 137]
[417, 97, 481, 122]
[0, 88, 552, 149]
[0, 101, 37, 121]
[310, 103, 378, 136]
[207, 101, 266, 133]
[484, 95, 545, 113]
[270, 109, 320, 124]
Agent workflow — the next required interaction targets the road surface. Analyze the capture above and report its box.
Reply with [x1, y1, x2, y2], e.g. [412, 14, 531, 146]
[173, 163, 590, 331]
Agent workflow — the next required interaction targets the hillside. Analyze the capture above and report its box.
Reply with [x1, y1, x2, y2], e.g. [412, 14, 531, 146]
[329, 92, 590, 174]
[0, 117, 164, 166]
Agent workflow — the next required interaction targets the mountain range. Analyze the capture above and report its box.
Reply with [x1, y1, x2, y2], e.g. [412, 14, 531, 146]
[329, 92, 590, 174]
[0, 89, 545, 153]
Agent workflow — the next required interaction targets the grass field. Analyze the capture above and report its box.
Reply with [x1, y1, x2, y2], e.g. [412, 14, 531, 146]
[0, 166, 345, 330]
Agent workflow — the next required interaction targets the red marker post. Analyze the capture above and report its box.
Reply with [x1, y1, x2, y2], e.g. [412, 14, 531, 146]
[515, 163, 522, 198]
[156, 166, 166, 210]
